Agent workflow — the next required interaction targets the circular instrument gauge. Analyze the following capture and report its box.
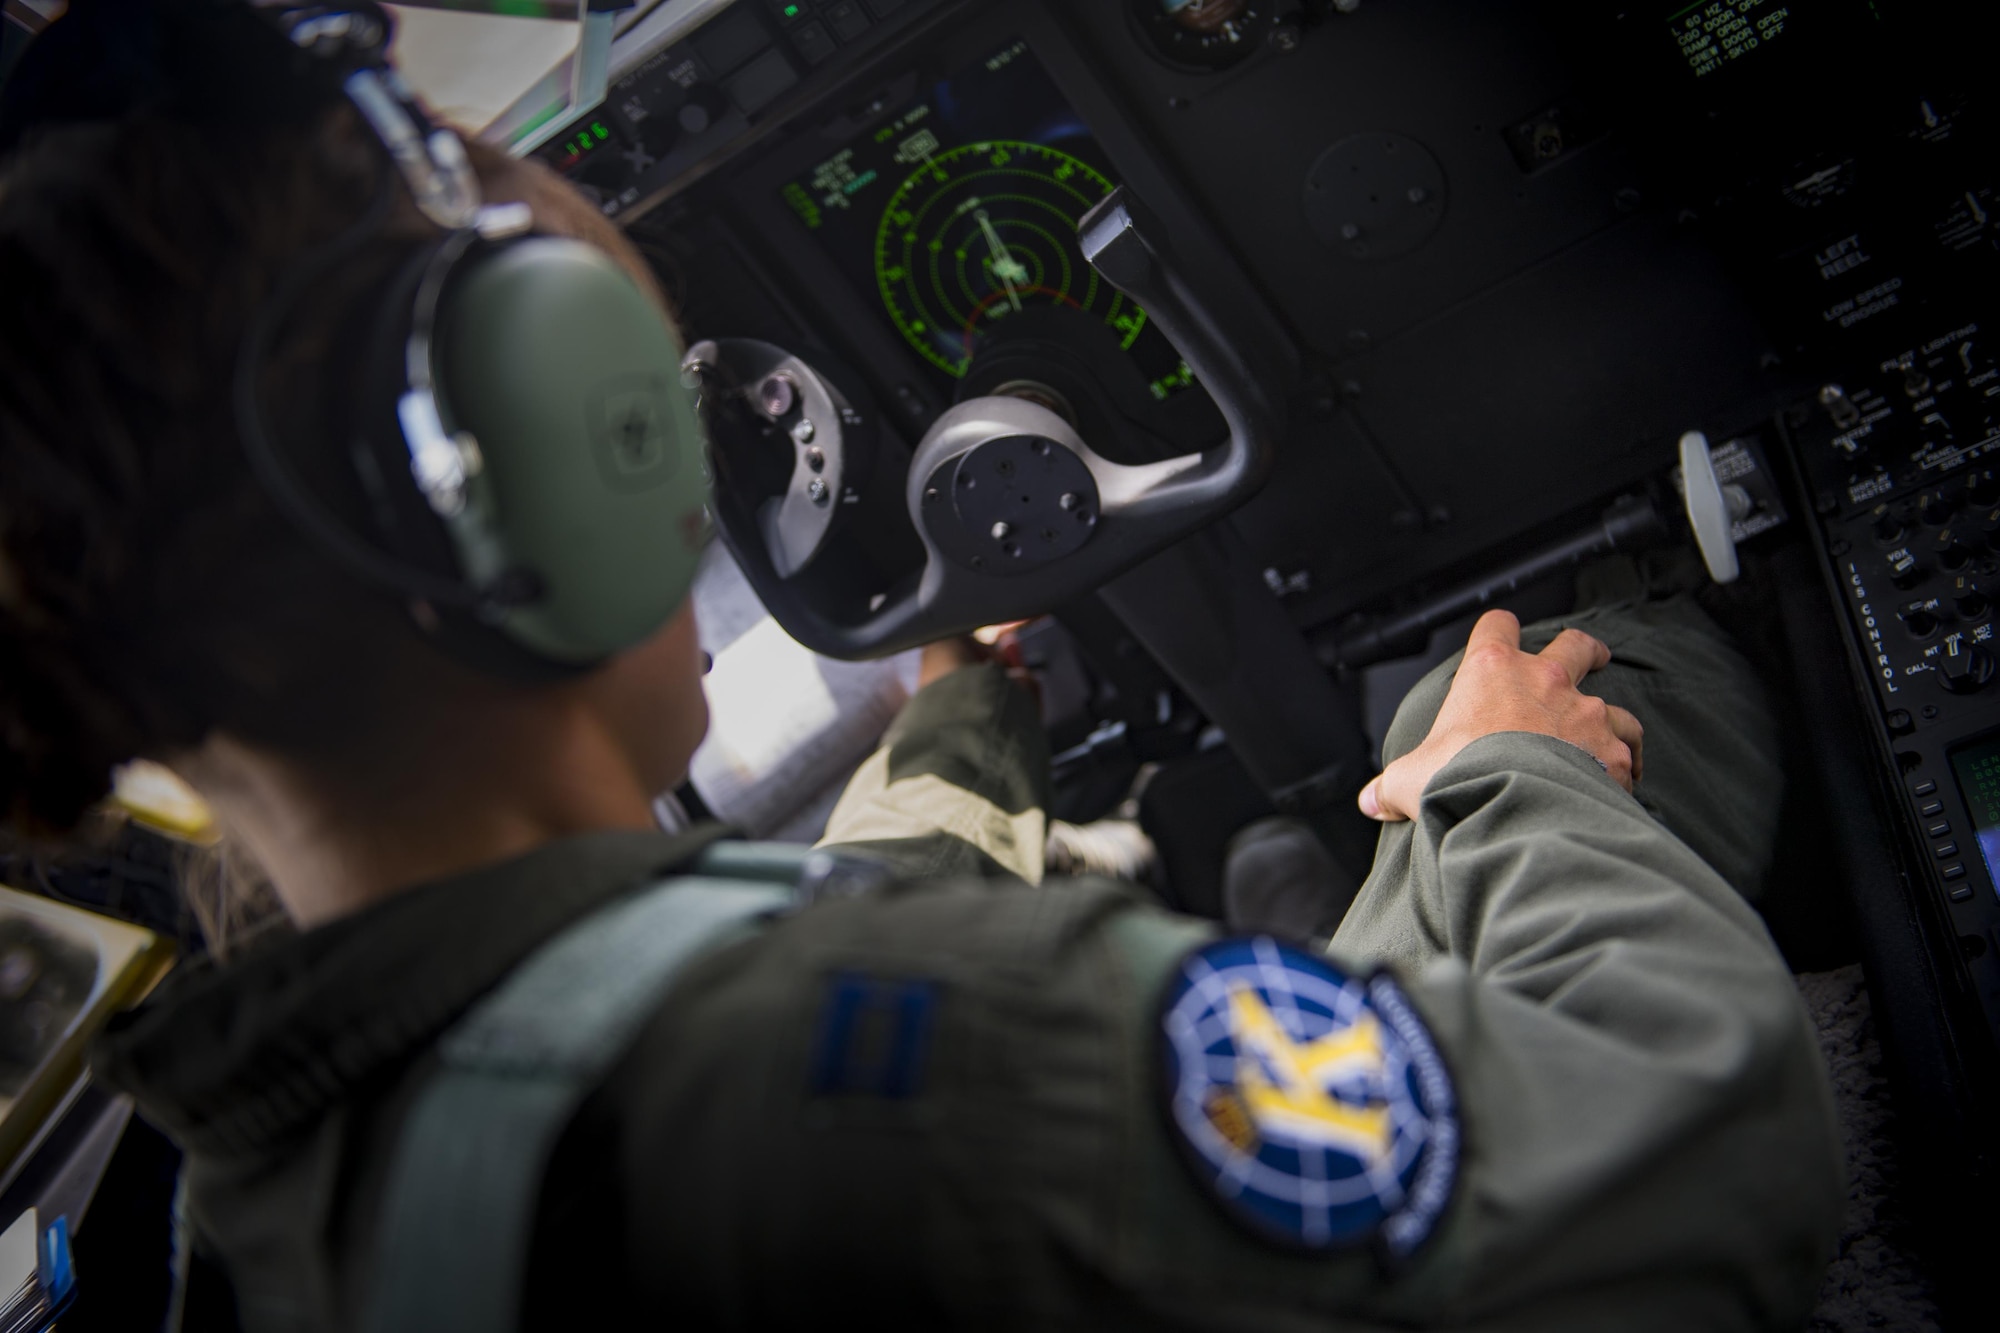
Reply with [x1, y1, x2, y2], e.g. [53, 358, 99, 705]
[1131, 0, 1276, 72]
[874, 140, 1148, 380]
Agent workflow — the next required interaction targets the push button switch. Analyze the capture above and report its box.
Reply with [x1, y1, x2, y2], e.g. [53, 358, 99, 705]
[695, 7, 773, 74]
[792, 20, 837, 62]
[1921, 800, 1945, 816]
[826, 0, 871, 39]
[1930, 821, 1953, 838]
[1936, 842, 1960, 859]
[1915, 780, 1939, 796]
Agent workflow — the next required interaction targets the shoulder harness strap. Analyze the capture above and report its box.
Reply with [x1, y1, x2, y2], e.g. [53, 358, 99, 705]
[361, 842, 822, 1333]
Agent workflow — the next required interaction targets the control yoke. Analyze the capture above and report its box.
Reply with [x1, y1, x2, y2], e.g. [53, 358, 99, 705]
[688, 187, 1284, 660]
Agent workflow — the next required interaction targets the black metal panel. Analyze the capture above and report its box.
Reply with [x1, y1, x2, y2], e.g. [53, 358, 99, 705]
[1303, 213, 1779, 607]
[1059, 0, 1639, 351]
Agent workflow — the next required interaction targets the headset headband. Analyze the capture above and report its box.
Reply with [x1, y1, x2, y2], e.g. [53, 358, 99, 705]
[0, 1, 478, 228]
[258, 3, 480, 229]
[3, 0, 714, 671]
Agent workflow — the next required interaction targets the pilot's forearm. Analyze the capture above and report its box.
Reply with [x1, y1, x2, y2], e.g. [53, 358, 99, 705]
[816, 661, 1052, 881]
[1338, 733, 1841, 1325]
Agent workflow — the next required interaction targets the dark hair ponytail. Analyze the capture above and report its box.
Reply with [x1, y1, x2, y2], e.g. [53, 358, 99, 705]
[0, 613, 146, 833]
[0, 109, 437, 835]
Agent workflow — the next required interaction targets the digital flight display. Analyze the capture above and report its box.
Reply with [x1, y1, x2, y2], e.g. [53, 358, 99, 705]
[777, 39, 1192, 398]
[549, 117, 617, 176]
[1950, 732, 2000, 901]
[1666, 0, 1798, 80]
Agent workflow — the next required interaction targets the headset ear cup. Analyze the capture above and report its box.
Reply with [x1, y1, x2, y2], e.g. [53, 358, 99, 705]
[430, 236, 711, 664]
[330, 232, 707, 678]
[349, 236, 595, 682]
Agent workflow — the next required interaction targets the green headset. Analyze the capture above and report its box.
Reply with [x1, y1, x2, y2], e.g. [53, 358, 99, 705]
[225, 3, 713, 679]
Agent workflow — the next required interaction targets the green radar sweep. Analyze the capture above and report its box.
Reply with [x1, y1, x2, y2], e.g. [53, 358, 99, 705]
[873, 141, 1148, 378]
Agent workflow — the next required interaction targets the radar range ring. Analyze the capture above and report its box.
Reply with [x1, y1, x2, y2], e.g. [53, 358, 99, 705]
[873, 140, 1148, 379]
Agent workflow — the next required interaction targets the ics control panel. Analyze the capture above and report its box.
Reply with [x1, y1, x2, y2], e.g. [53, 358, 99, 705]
[1809, 326, 2000, 710]
[1798, 324, 2000, 1035]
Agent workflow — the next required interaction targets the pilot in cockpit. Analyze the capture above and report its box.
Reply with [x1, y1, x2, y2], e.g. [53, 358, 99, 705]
[0, 1, 1841, 1328]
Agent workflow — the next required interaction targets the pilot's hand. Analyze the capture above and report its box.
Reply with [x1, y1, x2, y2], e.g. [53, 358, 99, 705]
[1358, 609, 1644, 822]
[917, 622, 1038, 689]
[919, 636, 987, 687]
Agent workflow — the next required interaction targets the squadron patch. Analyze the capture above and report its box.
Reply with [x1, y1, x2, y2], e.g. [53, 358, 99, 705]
[1158, 937, 1459, 1258]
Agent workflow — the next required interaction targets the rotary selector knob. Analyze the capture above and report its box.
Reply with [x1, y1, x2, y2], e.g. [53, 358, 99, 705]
[1820, 383, 1863, 429]
[1968, 473, 2000, 507]
[678, 89, 727, 137]
[1939, 639, 1997, 694]
[1888, 549, 1927, 589]
[1871, 505, 1907, 544]
[1932, 527, 1973, 571]
[634, 87, 728, 157]
[1952, 575, 1990, 620]
[1905, 607, 1942, 639]
[1920, 490, 1956, 526]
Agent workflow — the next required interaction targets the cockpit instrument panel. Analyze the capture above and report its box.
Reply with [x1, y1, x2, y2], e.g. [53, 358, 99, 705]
[773, 38, 1194, 399]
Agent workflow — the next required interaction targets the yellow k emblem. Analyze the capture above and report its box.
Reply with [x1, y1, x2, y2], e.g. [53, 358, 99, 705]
[1229, 987, 1395, 1163]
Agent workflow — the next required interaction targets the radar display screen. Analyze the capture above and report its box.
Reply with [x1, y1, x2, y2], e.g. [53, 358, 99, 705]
[777, 40, 1192, 398]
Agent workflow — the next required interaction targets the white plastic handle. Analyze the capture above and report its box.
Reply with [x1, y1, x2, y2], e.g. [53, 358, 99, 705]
[1679, 430, 1741, 584]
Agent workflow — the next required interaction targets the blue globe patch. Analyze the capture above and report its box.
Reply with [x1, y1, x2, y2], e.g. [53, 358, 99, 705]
[1158, 937, 1459, 1258]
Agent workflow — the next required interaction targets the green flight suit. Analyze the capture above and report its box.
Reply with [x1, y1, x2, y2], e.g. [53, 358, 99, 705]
[92, 595, 1841, 1331]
